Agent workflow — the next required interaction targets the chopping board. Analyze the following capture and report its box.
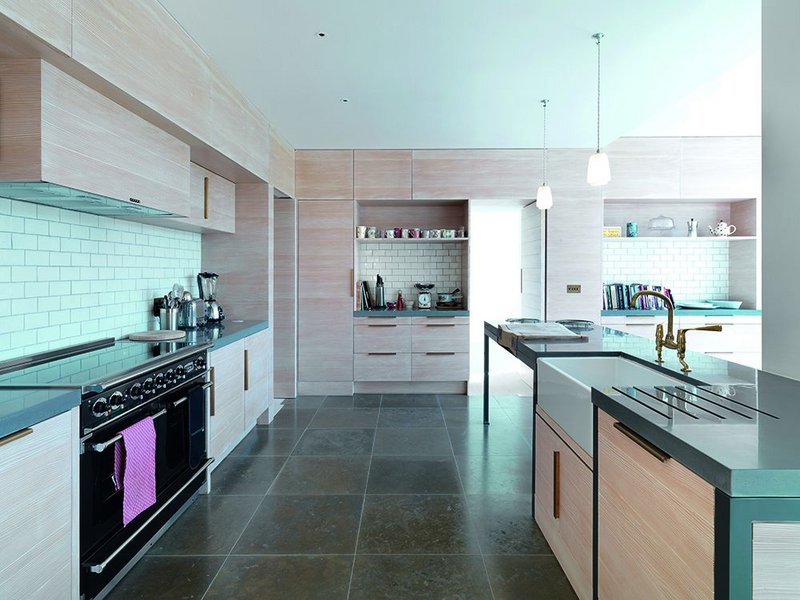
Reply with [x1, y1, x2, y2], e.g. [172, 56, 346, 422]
[129, 330, 187, 342]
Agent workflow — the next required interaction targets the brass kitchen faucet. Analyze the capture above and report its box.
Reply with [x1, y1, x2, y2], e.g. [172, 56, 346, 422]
[629, 290, 722, 372]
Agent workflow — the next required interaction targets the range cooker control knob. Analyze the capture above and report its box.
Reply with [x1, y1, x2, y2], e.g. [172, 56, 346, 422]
[143, 378, 154, 395]
[92, 398, 110, 416]
[166, 369, 176, 383]
[194, 355, 207, 370]
[129, 382, 143, 399]
[109, 391, 124, 408]
[175, 365, 185, 379]
[155, 373, 166, 388]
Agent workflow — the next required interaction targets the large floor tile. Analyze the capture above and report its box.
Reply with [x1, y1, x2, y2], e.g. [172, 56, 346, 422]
[229, 427, 303, 456]
[484, 555, 578, 599]
[349, 555, 493, 600]
[107, 556, 223, 600]
[456, 455, 533, 495]
[292, 428, 375, 455]
[308, 408, 379, 428]
[466, 494, 552, 555]
[358, 494, 480, 554]
[438, 394, 499, 409]
[367, 456, 461, 494]
[448, 424, 532, 456]
[321, 394, 381, 408]
[381, 393, 439, 407]
[269, 456, 370, 495]
[282, 395, 327, 408]
[233, 495, 362, 554]
[443, 407, 513, 427]
[148, 495, 261, 556]
[266, 407, 318, 429]
[209, 455, 288, 496]
[373, 427, 453, 456]
[378, 407, 445, 428]
[205, 556, 352, 600]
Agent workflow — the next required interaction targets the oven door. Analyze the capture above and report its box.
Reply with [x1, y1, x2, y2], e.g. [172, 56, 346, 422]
[80, 377, 211, 599]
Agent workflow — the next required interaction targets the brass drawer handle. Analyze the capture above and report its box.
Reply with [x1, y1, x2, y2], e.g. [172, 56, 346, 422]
[0, 427, 33, 448]
[426, 352, 456, 356]
[613, 422, 670, 462]
[368, 324, 398, 328]
[368, 352, 397, 356]
[553, 451, 561, 519]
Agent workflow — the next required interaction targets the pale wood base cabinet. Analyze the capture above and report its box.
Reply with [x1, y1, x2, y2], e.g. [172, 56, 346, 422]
[597, 409, 715, 600]
[0, 409, 78, 599]
[534, 408, 592, 600]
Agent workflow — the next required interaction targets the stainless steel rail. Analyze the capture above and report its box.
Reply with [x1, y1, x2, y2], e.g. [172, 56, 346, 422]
[89, 407, 169, 453]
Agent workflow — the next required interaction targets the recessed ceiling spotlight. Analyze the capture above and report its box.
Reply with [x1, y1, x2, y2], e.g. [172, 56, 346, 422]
[340, 98, 349, 103]
[316, 32, 326, 37]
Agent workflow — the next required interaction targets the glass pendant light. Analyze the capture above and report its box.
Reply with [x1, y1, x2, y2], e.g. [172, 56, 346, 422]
[536, 99, 553, 210]
[587, 32, 611, 186]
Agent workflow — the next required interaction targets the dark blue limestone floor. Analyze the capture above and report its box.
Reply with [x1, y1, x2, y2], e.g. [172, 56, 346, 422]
[107, 394, 577, 599]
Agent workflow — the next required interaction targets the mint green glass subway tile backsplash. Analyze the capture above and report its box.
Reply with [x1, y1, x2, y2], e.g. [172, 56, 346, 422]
[0, 198, 201, 361]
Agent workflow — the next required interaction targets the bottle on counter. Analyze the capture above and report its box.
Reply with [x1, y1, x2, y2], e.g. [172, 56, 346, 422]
[375, 274, 386, 309]
[396, 290, 405, 311]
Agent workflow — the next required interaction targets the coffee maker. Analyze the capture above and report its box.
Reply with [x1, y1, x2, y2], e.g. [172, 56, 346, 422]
[197, 272, 224, 323]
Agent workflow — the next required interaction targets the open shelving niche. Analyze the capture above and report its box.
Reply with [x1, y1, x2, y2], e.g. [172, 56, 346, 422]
[354, 199, 470, 311]
[602, 197, 760, 310]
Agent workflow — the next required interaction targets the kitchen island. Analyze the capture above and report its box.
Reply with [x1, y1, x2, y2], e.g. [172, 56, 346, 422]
[484, 320, 800, 600]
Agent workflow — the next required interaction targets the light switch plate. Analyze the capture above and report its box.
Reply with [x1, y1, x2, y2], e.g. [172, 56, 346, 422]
[567, 284, 581, 294]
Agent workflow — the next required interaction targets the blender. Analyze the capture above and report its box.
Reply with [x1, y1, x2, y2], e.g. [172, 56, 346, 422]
[197, 272, 225, 323]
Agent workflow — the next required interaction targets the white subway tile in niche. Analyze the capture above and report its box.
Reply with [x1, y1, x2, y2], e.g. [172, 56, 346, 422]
[0, 200, 201, 360]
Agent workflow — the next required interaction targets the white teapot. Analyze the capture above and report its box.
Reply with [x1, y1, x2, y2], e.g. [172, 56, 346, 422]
[708, 220, 737, 237]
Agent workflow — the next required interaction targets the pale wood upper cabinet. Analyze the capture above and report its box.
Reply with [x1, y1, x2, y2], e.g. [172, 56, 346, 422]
[269, 128, 295, 198]
[0, 0, 72, 54]
[0, 59, 190, 217]
[680, 137, 761, 199]
[178, 163, 235, 233]
[295, 150, 354, 200]
[597, 409, 714, 600]
[354, 150, 412, 200]
[603, 137, 681, 199]
[0, 410, 77, 599]
[72, 0, 212, 144]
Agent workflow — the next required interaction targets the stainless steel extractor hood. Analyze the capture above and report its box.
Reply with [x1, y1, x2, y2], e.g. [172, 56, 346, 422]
[0, 181, 180, 218]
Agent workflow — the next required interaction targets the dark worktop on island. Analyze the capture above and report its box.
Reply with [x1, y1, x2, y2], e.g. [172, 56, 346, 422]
[485, 320, 800, 498]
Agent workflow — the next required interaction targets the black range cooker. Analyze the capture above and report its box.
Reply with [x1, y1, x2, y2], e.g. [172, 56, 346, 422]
[0, 337, 214, 600]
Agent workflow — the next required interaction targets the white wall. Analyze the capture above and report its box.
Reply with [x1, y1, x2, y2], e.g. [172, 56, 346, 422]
[762, 0, 800, 380]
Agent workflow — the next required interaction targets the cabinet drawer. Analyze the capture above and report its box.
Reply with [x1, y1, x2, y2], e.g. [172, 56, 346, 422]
[534, 414, 592, 600]
[355, 324, 411, 353]
[411, 323, 469, 353]
[354, 353, 411, 381]
[411, 316, 469, 326]
[411, 352, 469, 381]
[597, 410, 714, 600]
[355, 317, 410, 326]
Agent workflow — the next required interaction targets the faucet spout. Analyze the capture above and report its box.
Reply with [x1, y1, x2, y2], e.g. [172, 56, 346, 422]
[630, 290, 676, 346]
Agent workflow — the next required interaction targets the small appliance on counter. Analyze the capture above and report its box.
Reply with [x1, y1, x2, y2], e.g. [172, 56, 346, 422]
[415, 283, 435, 310]
[374, 274, 386, 310]
[197, 272, 224, 322]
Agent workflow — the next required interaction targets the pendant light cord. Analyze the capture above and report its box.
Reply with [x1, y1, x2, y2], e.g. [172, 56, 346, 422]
[541, 99, 548, 185]
[594, 33, 602, 153]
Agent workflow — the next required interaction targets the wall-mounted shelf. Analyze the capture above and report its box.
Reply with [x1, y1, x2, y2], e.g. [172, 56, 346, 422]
[356, 237, 469, 243]
[605, 236, 757, 242]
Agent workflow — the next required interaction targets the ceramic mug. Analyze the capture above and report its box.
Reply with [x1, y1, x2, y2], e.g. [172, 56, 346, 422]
[442, 229, 455, 239]
[401, 228, 410, 238]
[394, 227, 403, 238]
[385, 229, 396, 238]
[422, 230, 433, 239]
[431, 229, 442, 238]
[410, 228, 421, 238]
[366, 227, 377, 239]
[356, 225, 367, 238]
[456, 227, 466, 238]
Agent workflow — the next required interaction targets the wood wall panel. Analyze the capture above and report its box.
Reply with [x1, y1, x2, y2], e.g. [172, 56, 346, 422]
[0, 0, 72, 55]
[413, 149, 539, 199]
[203, 184, 271, 320]
[295, 150, 353, 200]
[273, 198, 297, 398]
[354, 150, 412, 199]
[269, 128, 295, 198]
[680, 137, 761, 199]
[603, 137, 681, 199]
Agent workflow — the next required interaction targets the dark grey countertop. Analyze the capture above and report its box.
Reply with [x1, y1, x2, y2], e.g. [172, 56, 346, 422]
[0, 320, 269, 438]
[485, 321, 800, 498]
[354, 310, 469, 317]
[602, 309, 761, 317]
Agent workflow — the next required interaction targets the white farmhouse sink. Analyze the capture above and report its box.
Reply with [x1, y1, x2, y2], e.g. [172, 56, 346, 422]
[536, 357, 689, 456]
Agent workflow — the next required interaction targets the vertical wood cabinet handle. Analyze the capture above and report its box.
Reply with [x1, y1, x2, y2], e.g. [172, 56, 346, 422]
[203, 176, 210, 219]
[350, 269, 354, 297]
[553, 450, 561, 519]
[209, 366, 216, 416]
[0, 427, 33, 448]
[244, 349, 250, 391]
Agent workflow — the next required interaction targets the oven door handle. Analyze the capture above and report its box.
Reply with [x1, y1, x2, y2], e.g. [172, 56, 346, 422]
[86, 457, 214, 574]
[89, 407, 168, 453]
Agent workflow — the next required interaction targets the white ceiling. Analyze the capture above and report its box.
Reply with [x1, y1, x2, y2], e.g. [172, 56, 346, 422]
[158, 0, 761, 149]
